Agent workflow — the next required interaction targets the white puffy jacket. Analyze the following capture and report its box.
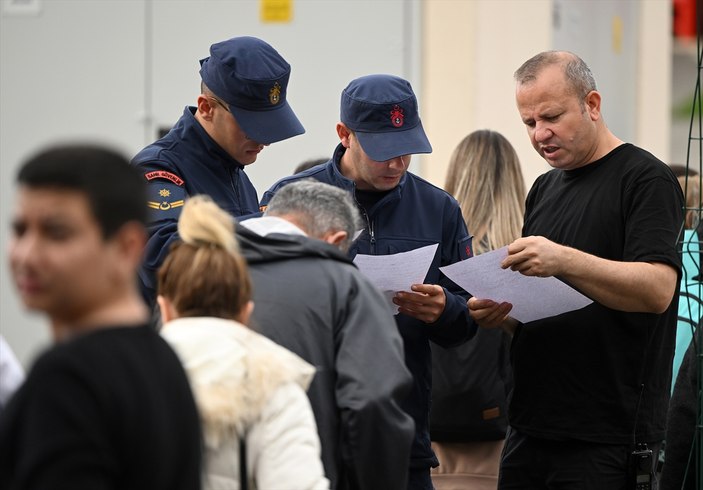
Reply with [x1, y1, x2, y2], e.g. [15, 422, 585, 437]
[161, 317, 329, 490]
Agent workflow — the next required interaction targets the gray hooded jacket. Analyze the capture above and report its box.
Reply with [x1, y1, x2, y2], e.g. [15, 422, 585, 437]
[236, 223, 414, 490]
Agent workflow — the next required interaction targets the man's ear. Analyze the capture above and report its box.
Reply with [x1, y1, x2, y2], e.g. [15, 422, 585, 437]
[111, 221, 147, 271]
[336, 123, 352, 148]
[322, 230, 348, 250]
[584, 90, 602, 122]
[196, 94, 216, 121]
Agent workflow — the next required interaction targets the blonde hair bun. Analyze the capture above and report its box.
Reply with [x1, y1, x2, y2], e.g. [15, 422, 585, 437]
[178, 195, 238, 254]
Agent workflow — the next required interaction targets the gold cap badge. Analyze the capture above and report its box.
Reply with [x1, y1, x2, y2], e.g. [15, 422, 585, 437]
[269, 82, 281, 105]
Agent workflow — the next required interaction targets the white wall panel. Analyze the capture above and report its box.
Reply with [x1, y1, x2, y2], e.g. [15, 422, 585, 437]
[0, 0, 420, 366]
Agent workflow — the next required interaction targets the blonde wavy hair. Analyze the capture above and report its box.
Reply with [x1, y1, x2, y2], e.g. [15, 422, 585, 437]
[157, 195, 251, 319]
[445, 130, 526, 255]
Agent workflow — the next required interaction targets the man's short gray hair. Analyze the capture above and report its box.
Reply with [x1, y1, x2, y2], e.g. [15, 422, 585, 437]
[264, 179, 362, 252]
[514, 50, 597, 99]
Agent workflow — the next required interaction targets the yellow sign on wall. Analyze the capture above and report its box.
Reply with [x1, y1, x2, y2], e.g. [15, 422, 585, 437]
[261, 0, 292, 23]
[612, 15, 623, 54]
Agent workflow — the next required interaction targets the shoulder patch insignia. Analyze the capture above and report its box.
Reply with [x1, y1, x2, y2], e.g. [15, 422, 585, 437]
[147, 199, 185, 212]
[146, 181, 187, 221]
[144, 170, 184, 186]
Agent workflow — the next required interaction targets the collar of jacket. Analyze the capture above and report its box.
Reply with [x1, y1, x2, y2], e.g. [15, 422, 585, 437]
[325, 143, 406, 213]
[183, 106, 246, 171]
[235, 221, 353, 265]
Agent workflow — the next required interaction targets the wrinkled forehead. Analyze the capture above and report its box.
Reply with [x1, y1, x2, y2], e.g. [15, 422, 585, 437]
[516, 71, 581, 111]
[517, 64, 583, 100]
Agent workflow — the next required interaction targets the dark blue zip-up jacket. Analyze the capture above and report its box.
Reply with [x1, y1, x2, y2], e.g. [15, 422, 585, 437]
[131, 107, 259, 305]
[261, 143, 477, 471]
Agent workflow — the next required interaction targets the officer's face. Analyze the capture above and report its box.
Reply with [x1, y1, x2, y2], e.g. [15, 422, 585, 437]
[9, 188, 121, 323]
[341, 131, 410, 191]
[209, 98, 268, 165]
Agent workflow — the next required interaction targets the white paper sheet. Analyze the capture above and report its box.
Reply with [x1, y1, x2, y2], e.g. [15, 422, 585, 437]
[353, 243, 439, 313]
[439, 246, 593, 323]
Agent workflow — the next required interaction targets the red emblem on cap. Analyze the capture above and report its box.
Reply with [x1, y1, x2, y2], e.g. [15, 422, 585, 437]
[390, 105, 404, 128]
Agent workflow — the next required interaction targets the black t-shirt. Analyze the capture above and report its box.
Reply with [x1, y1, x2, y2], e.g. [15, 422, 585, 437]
[511, 143, 683, 444]
[0, 325, 202, 490]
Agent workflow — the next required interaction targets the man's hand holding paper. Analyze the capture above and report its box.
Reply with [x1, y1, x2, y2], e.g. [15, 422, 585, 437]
[394, 284, 446, 323]
[353, 243, 442, 320]
[502, 236, 565, 277]
[467, 297, 516, 333]
[440, 244, 592, 325]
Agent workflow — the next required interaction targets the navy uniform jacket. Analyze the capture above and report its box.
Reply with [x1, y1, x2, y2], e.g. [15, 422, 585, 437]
[131, 107, 259, 305]
[260, 143, 477, 470]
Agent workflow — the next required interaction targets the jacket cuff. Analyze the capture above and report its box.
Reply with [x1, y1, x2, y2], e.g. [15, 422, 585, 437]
[427, 287, 477, 347]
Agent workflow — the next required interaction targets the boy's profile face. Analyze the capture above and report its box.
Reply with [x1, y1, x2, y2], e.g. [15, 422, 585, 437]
[9, 187, 120, 323]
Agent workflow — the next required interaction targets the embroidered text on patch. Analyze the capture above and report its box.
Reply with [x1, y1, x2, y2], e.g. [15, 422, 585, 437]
[145, 170, 184, 186]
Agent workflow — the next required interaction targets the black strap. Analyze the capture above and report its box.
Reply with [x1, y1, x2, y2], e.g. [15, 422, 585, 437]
[240, 436, 247, 490]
